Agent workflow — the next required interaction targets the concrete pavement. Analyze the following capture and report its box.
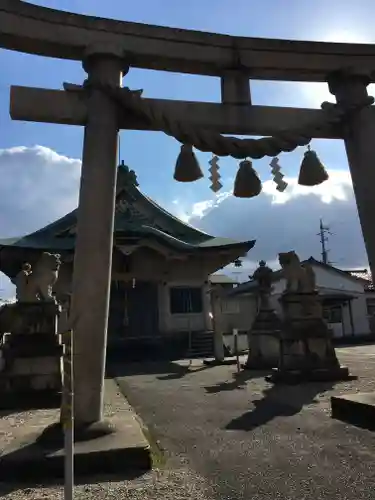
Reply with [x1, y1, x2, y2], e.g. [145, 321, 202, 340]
[115, 348, 375, 500]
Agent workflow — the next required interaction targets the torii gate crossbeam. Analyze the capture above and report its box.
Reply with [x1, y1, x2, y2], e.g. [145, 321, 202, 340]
[3, 0, 375, 82]
[10, 85, 345, 139]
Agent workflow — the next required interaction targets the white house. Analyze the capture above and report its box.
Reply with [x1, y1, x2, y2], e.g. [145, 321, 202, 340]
[346, 269, 375, 334]
[214, 257, 373, 352]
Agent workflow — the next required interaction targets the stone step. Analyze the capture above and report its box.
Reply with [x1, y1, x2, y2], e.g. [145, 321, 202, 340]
[0, 379, 151, 480]
[331, 392, 375, 431]
[187, 331, 214, 358]
[3, 344, 63, 358]
[267, 365, 351, 384]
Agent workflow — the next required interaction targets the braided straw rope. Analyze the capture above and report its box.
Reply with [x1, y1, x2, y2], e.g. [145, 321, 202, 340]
[64, 80, 374, 160]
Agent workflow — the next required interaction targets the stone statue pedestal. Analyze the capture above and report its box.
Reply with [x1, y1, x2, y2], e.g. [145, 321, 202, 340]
[244, 303, 281, 370]
[0, 301, 63, 405]
[267, 292, 351, 383]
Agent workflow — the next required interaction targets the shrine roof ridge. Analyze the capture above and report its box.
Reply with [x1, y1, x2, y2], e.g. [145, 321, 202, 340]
[2, 1, 375, 81]
[0, 163, 255, 255]
[115, 224, 255, 252]
[0, 229, 254, 255]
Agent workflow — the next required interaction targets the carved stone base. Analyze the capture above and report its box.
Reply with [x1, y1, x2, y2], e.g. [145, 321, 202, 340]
[1, 334, 62, 394]
[267, 313, 354, 384]
[0, 302, 63, 404]
[3, 333, 62, 356]
[4, 301, 61, 335]
[278, 319, 339, 372]
[0, 372, 61, 393]
[279, 291, 323, 323]
[244, 307, 281, 370]
[244, 333, 281, 369]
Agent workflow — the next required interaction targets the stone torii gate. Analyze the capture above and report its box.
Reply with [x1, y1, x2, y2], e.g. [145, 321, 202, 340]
[2, 1, 375, 428]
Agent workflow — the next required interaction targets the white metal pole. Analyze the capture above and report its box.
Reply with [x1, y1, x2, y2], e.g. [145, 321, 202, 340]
[188, 314, 193, 367]
[233, 328, 240, 373]
[61, 328, 74, 500]
[188, 291, 192, 367]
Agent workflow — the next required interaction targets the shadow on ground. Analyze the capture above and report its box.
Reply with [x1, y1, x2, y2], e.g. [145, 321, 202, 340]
[157, 362, 215, 381]
[225, 378, 335, 432]
[108, 359, 214, 380]
[0, 409, 24, 418]
[204, 369, 270, 393]
[0, 433, 147, 497]
[333, 336, 375, 348]
[0, 393, 61, 413]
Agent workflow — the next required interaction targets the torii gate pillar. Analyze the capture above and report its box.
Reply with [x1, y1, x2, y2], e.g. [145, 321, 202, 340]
[328, 70, 375, 280]
[71, 44, 127, 426]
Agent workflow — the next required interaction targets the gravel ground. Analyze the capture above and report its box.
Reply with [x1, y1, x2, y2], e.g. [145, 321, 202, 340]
[0, 468, 214, 500]
[0, 379, 214, 500]
[2, 346, 375, 499]
[115, 346, 375, 500]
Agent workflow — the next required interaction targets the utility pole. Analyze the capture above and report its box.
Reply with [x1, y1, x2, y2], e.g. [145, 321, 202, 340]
[0, 274, 5, 304]
[318, 218, 332, 265]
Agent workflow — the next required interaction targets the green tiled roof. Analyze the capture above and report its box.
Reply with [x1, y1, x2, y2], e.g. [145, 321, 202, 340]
[0, 234, 74, 250]
[0, 164, 255, 254]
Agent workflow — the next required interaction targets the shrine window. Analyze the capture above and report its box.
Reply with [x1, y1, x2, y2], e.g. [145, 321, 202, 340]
[221, 299, 240, 314]
[366, 297, 375, 316]
[169, 287, 203, 314]
[323, 305, 342, 324]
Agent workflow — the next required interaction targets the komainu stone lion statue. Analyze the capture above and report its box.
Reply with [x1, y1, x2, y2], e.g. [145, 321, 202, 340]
[13, 252, 61, 303]
[278, 251, 316, 293]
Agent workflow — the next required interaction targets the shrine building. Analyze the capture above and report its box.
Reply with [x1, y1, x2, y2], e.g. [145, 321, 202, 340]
[0, 164, 255, 359]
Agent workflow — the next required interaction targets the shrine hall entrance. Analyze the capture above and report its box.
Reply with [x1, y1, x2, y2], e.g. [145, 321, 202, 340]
[108, 280, 159, 341]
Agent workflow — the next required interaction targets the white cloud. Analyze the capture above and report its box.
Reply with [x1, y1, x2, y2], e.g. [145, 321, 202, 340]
[0, 145, 81, 299]
[175, 169, 352, 223]
[170, 168, 368, 282]
[0, 145, 81, 237]
[171, 191, 231, 222]
[184, 169, 368, 274]
[261, 170, 351, 205]
[0, 146, 368, 296]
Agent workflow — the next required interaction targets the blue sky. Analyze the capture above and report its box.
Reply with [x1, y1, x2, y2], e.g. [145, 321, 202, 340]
[1, 0, 375, 296]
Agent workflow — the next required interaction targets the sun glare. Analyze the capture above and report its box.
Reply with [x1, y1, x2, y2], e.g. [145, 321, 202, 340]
[318, 29, 374, 44]
[297, 29, 375, 109]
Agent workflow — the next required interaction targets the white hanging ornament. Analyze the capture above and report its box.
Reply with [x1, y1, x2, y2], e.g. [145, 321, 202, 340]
[208, 155, 223, 193]
[270, 157, 288, 192]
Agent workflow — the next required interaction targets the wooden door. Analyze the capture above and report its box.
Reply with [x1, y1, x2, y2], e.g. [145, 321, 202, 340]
[108, 280, 159, 339]
[108, 280, 127, 338]
[127, 281, 159, 338]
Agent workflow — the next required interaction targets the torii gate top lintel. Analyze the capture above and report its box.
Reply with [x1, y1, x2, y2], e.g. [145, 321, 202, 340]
[2, 0, 375, 82]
